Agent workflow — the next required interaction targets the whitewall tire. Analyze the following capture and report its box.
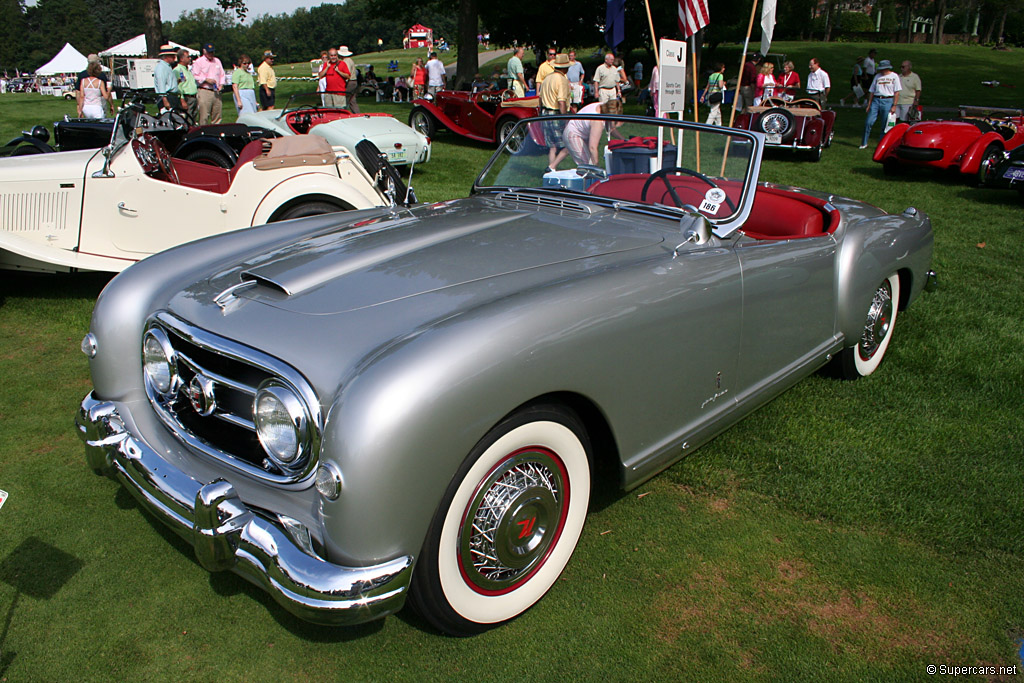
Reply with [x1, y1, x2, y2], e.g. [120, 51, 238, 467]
[840, 273, 900, 378]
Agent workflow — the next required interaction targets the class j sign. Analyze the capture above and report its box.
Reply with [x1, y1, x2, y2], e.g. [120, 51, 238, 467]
[658, 39, 688, 115]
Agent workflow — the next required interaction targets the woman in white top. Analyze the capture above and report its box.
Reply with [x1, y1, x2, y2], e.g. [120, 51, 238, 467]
[564, 99, 624, 166]
[77, 62, 109, 119]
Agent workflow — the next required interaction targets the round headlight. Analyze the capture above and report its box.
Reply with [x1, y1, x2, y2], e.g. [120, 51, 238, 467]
[253, 382, 310, 466]
[143, 328, 177, 395]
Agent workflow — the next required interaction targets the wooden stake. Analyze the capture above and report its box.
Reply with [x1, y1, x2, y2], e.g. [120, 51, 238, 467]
[722, 0, 761, 177]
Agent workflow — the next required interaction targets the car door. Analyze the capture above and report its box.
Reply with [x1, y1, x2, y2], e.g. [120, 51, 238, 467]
[733, 234, 837, 393]
[78, 146, 229, 260]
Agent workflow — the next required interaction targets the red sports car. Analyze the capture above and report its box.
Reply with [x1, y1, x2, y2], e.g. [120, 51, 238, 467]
[873, 106, 1024, 177]
[733, 97, 836, 162]
[408, 89, 539, 151]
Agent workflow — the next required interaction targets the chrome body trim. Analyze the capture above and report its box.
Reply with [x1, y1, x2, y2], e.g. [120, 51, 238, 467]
[76, 392, 413, 626]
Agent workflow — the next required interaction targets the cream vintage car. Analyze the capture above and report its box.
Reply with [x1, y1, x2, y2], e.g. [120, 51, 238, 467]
[0, 105, 400, 273]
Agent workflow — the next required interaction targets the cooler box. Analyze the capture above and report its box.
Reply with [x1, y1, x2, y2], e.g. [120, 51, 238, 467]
[542, 168, 590, 191]
[606, 137, 679, 175]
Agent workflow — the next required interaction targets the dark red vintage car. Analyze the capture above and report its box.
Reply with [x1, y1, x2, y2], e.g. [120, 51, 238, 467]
[408, 89, 539, 151]
[873, 106, 1024, 178]
[733, 98, 835, 162]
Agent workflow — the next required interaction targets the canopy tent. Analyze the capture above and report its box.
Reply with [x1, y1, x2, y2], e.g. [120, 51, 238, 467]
[36, 43, 88, 75]
[99, 34, 198, 58]
[404, 24, 433, 49]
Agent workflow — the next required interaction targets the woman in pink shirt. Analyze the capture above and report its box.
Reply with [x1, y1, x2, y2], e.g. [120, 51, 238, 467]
[754, 62, 776, 106]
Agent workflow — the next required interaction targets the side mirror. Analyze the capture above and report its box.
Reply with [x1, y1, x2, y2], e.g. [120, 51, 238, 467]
[675, 211, 711, 254]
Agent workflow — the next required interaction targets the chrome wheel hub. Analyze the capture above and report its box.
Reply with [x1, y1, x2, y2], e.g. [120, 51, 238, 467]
[859, 282, 893, 360]
[762, 112, 789, 135]
[459, 449, 565, 592]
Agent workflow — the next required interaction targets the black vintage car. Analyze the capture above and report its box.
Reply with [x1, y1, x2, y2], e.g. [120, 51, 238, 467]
[979, 144, 1024, 196]
[1, 104, 278, 168]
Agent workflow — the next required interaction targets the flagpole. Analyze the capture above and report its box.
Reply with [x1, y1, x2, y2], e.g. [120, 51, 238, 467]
[690, 34, 701, 173]
[645, 0, 659, 69]
[722, 0, 760, 176]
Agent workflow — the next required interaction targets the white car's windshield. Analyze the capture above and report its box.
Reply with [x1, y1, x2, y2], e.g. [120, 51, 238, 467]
[476, 114, 762, 236]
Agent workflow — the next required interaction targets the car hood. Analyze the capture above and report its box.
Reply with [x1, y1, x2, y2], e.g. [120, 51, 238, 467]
[0, 147, 100, 182]
[200, 197, 663, 316]
[902, 120, 980, 146]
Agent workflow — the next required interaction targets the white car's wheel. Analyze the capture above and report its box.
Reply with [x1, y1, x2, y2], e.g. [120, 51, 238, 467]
[840, 274, 900, 378]
[411, 405, 591, 635]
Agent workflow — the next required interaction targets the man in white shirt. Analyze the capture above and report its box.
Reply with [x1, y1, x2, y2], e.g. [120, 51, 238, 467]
[425, 52, 446, 96]
[593, 53, 620, 104]
[862, 49, 877, 90]
[895, 60, 922, 122]
[806, 58, 830, 108]
[860, 59, 901, 148]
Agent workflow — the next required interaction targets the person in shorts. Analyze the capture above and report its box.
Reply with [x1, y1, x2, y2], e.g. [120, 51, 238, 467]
[539, 53, 572, 172]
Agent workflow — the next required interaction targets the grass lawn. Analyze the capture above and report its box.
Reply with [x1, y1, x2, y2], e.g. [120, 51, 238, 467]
[1, 41, 1023, 681]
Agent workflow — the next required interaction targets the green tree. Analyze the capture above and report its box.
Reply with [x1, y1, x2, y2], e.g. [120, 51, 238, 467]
[0, 0, 28, 68]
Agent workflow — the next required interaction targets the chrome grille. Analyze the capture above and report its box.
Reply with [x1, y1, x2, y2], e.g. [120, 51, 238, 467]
[495, 192, 593, 216]
[144, 312, 322, 483]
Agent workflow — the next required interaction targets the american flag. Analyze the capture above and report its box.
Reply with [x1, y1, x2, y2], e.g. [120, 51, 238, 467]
[678, 0, 710, 39]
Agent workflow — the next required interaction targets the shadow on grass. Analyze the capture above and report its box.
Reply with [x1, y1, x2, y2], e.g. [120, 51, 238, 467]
[0, 537, 85, 677]
[0, 270, 112, 308]
[958, 187, 1024, 207]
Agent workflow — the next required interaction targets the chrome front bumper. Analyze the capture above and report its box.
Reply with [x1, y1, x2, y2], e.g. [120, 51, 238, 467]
[76, 392, 413, 626]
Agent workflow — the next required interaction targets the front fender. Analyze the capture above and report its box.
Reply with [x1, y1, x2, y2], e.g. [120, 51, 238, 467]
[250, 171, 382, 225]
[873, 123, 908, 162]
[835, 209, 933, 345]
[959, 132, 1003, 175]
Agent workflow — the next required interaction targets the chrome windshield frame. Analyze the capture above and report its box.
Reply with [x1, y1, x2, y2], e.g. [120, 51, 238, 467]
[473, 114, 764, 238]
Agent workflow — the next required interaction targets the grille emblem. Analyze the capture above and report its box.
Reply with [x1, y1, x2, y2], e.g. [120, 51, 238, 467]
[187, 373, 217, 417]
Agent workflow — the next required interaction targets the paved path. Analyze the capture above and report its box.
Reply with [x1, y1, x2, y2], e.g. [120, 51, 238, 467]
[444, 49, 512, 77]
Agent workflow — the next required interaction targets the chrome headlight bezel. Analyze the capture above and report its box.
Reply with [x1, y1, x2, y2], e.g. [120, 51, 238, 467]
[142, 327, 179, 395]
[254, 379, 313, 469]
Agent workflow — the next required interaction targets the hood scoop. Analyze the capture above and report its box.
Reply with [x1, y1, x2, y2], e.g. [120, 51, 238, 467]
[238, 211, 528, 298]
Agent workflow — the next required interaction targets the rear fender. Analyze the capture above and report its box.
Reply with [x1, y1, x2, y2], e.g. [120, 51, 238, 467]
[872, 123, 908, 162]
[959, 132, 1003, 175]
[411, 102, 491, 143]
[250, 173, 378, 225]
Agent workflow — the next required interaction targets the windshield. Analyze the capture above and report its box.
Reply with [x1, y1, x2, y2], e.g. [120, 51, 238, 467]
[475, 114, 762, 236]
[278, 93, 348, 117]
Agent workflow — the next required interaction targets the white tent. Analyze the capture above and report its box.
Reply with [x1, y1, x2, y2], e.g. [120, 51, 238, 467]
[36, 43, 88, 75]
[99, 34, 198, 58]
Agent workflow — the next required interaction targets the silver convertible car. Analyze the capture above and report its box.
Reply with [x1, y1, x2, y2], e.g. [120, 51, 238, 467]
[77, 115, 935, 635]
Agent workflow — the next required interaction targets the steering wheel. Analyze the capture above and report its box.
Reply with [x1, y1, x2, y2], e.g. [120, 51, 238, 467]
[132, 133, 177, 184]
[500, 89, 515, 102]
[761, 97, 789, 108]
[161, 108, 196, 130]
[640, 166, 737, 213]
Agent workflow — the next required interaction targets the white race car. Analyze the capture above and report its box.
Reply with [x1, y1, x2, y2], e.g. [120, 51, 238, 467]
[0, 105, 406, 273]
[238, 93, 431, 167]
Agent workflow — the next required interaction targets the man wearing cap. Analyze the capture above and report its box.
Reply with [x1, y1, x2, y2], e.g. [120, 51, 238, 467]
[193, 43, 225, 124]
[860, 59, 901, 149]
[538, 52, 572, 173]
[257, 50, 277, 111]
[154, 45, 181, 112]
[340, 46, 359, 113]
[319, 48, 349, 109]
[175, 49, 198, 121]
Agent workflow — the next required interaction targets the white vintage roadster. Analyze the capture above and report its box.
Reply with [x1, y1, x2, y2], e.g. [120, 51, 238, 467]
[0, 105, 399, 273]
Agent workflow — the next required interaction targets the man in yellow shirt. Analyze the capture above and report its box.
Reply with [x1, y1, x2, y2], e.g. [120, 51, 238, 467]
[257, 50, 277, 110]
[535, 48, 556, 86]
[538, 53, 571, 172]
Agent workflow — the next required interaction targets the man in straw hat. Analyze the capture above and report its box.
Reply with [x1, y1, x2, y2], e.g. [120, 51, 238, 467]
[154, 44, 181, 112]
[538, 52, 572, 173]
[339, 45, 359, 113]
